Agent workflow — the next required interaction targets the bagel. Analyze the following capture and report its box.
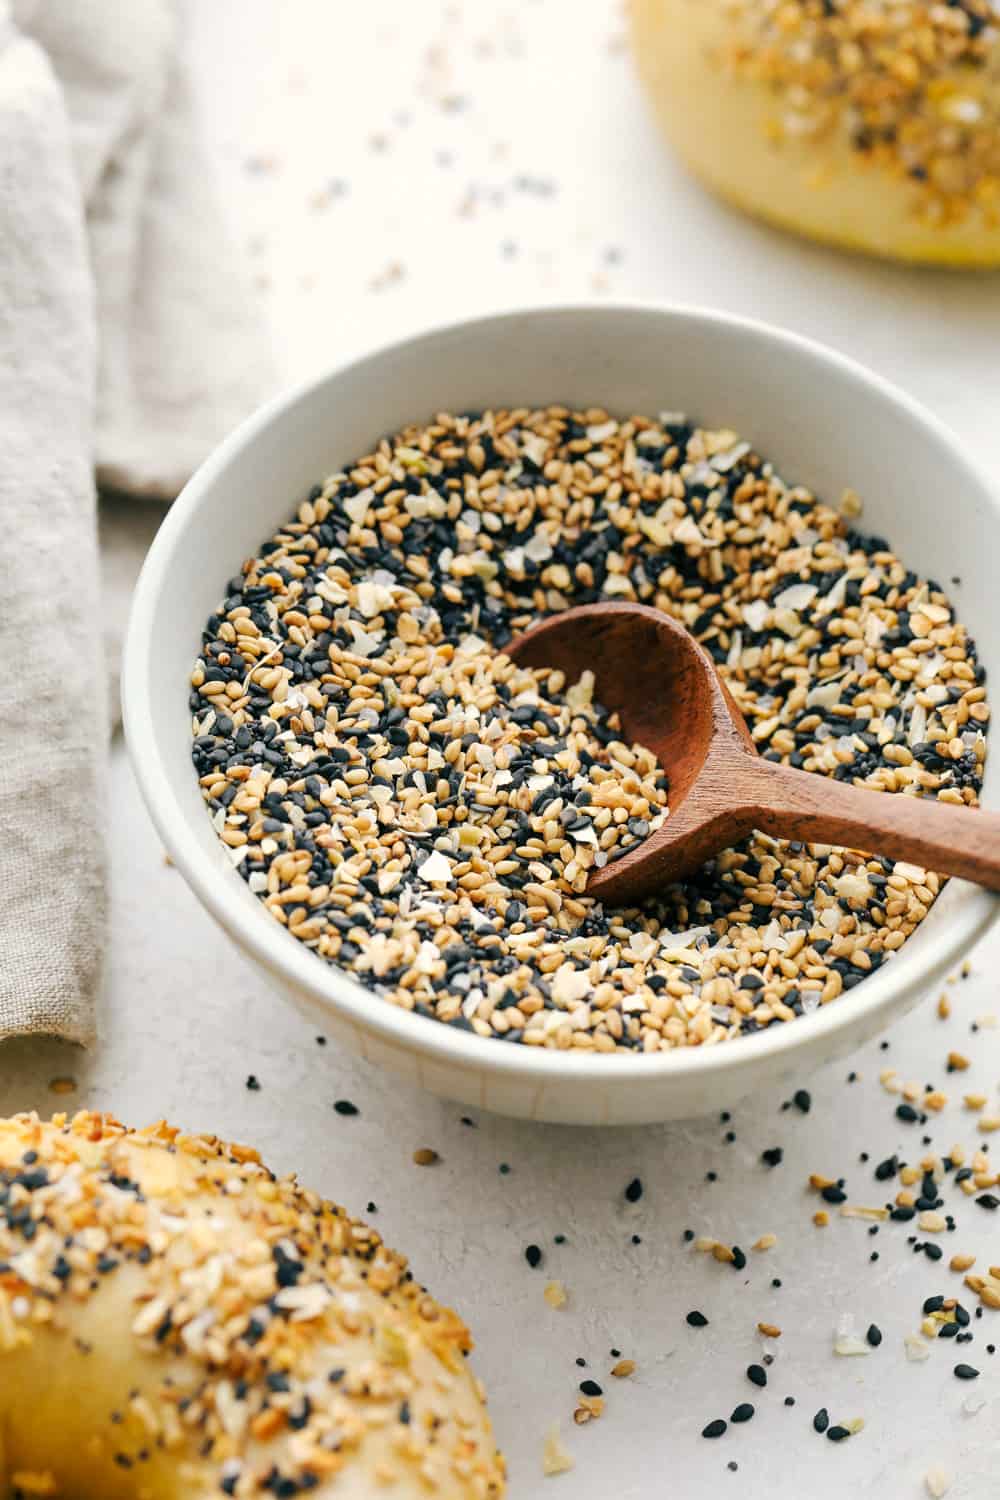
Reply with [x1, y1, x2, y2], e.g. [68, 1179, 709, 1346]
[0, 1113, 504, 1499]
[630, 0, 1000, 266]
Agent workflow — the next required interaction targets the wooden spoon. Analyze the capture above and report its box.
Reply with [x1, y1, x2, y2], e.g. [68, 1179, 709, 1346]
[506, 601, 1000, 906]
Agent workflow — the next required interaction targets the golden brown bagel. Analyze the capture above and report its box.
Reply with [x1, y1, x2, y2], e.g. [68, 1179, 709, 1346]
[630, 0, 1000, 266]
[0, 1113, 504, 1499]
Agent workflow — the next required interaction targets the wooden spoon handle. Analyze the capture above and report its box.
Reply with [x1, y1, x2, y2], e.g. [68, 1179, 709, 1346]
[746, 758, 1000, 891]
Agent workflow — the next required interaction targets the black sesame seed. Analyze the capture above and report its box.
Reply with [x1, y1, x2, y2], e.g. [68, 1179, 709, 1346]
[813, 1407, 830, 1433]
[746, 1364, 767, 1388]
[730, 1403, 754, 1424]
[954, 1363, 980, 1380]
[702, 1419, 727, 1439]
[524, 1244, 542, 1269]
[333, 1100, 359, 1116]
[686, 1310, 709, 1328]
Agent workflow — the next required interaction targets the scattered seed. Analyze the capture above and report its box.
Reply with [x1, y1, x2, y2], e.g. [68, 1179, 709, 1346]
[925, 1467, 951, 1499]
[542, 1425, 574, 1477]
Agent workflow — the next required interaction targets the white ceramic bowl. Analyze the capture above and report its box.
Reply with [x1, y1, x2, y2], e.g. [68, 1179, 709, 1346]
[124, 303, 999, 1126]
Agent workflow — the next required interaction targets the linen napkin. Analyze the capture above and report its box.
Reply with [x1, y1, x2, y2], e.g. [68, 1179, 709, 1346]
[0, 0, 273, 1045]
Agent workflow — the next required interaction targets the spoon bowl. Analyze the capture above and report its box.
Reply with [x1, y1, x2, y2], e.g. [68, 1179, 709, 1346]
[508, 601, 1000, 905]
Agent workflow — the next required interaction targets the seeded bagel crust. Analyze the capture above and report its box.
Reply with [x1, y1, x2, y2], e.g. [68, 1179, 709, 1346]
[631, 0, 1000, 267]
[0, 1113, 504, 1499]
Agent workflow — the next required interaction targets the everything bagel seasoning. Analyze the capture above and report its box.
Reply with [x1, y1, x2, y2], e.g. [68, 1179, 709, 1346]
[190, 406, 987, 1054]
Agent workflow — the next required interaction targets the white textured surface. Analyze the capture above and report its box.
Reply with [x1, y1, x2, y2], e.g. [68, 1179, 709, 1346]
[3, 2, 1000, 1495]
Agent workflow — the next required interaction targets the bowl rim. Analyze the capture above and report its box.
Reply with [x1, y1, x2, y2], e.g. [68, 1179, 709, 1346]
[123, 299, 1000, 1089]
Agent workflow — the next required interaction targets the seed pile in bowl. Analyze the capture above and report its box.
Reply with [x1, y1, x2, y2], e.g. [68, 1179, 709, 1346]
[190, 406, 988, 1054]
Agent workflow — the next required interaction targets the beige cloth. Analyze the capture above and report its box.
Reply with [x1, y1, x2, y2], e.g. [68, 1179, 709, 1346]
[0, 0, 273, 1045]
